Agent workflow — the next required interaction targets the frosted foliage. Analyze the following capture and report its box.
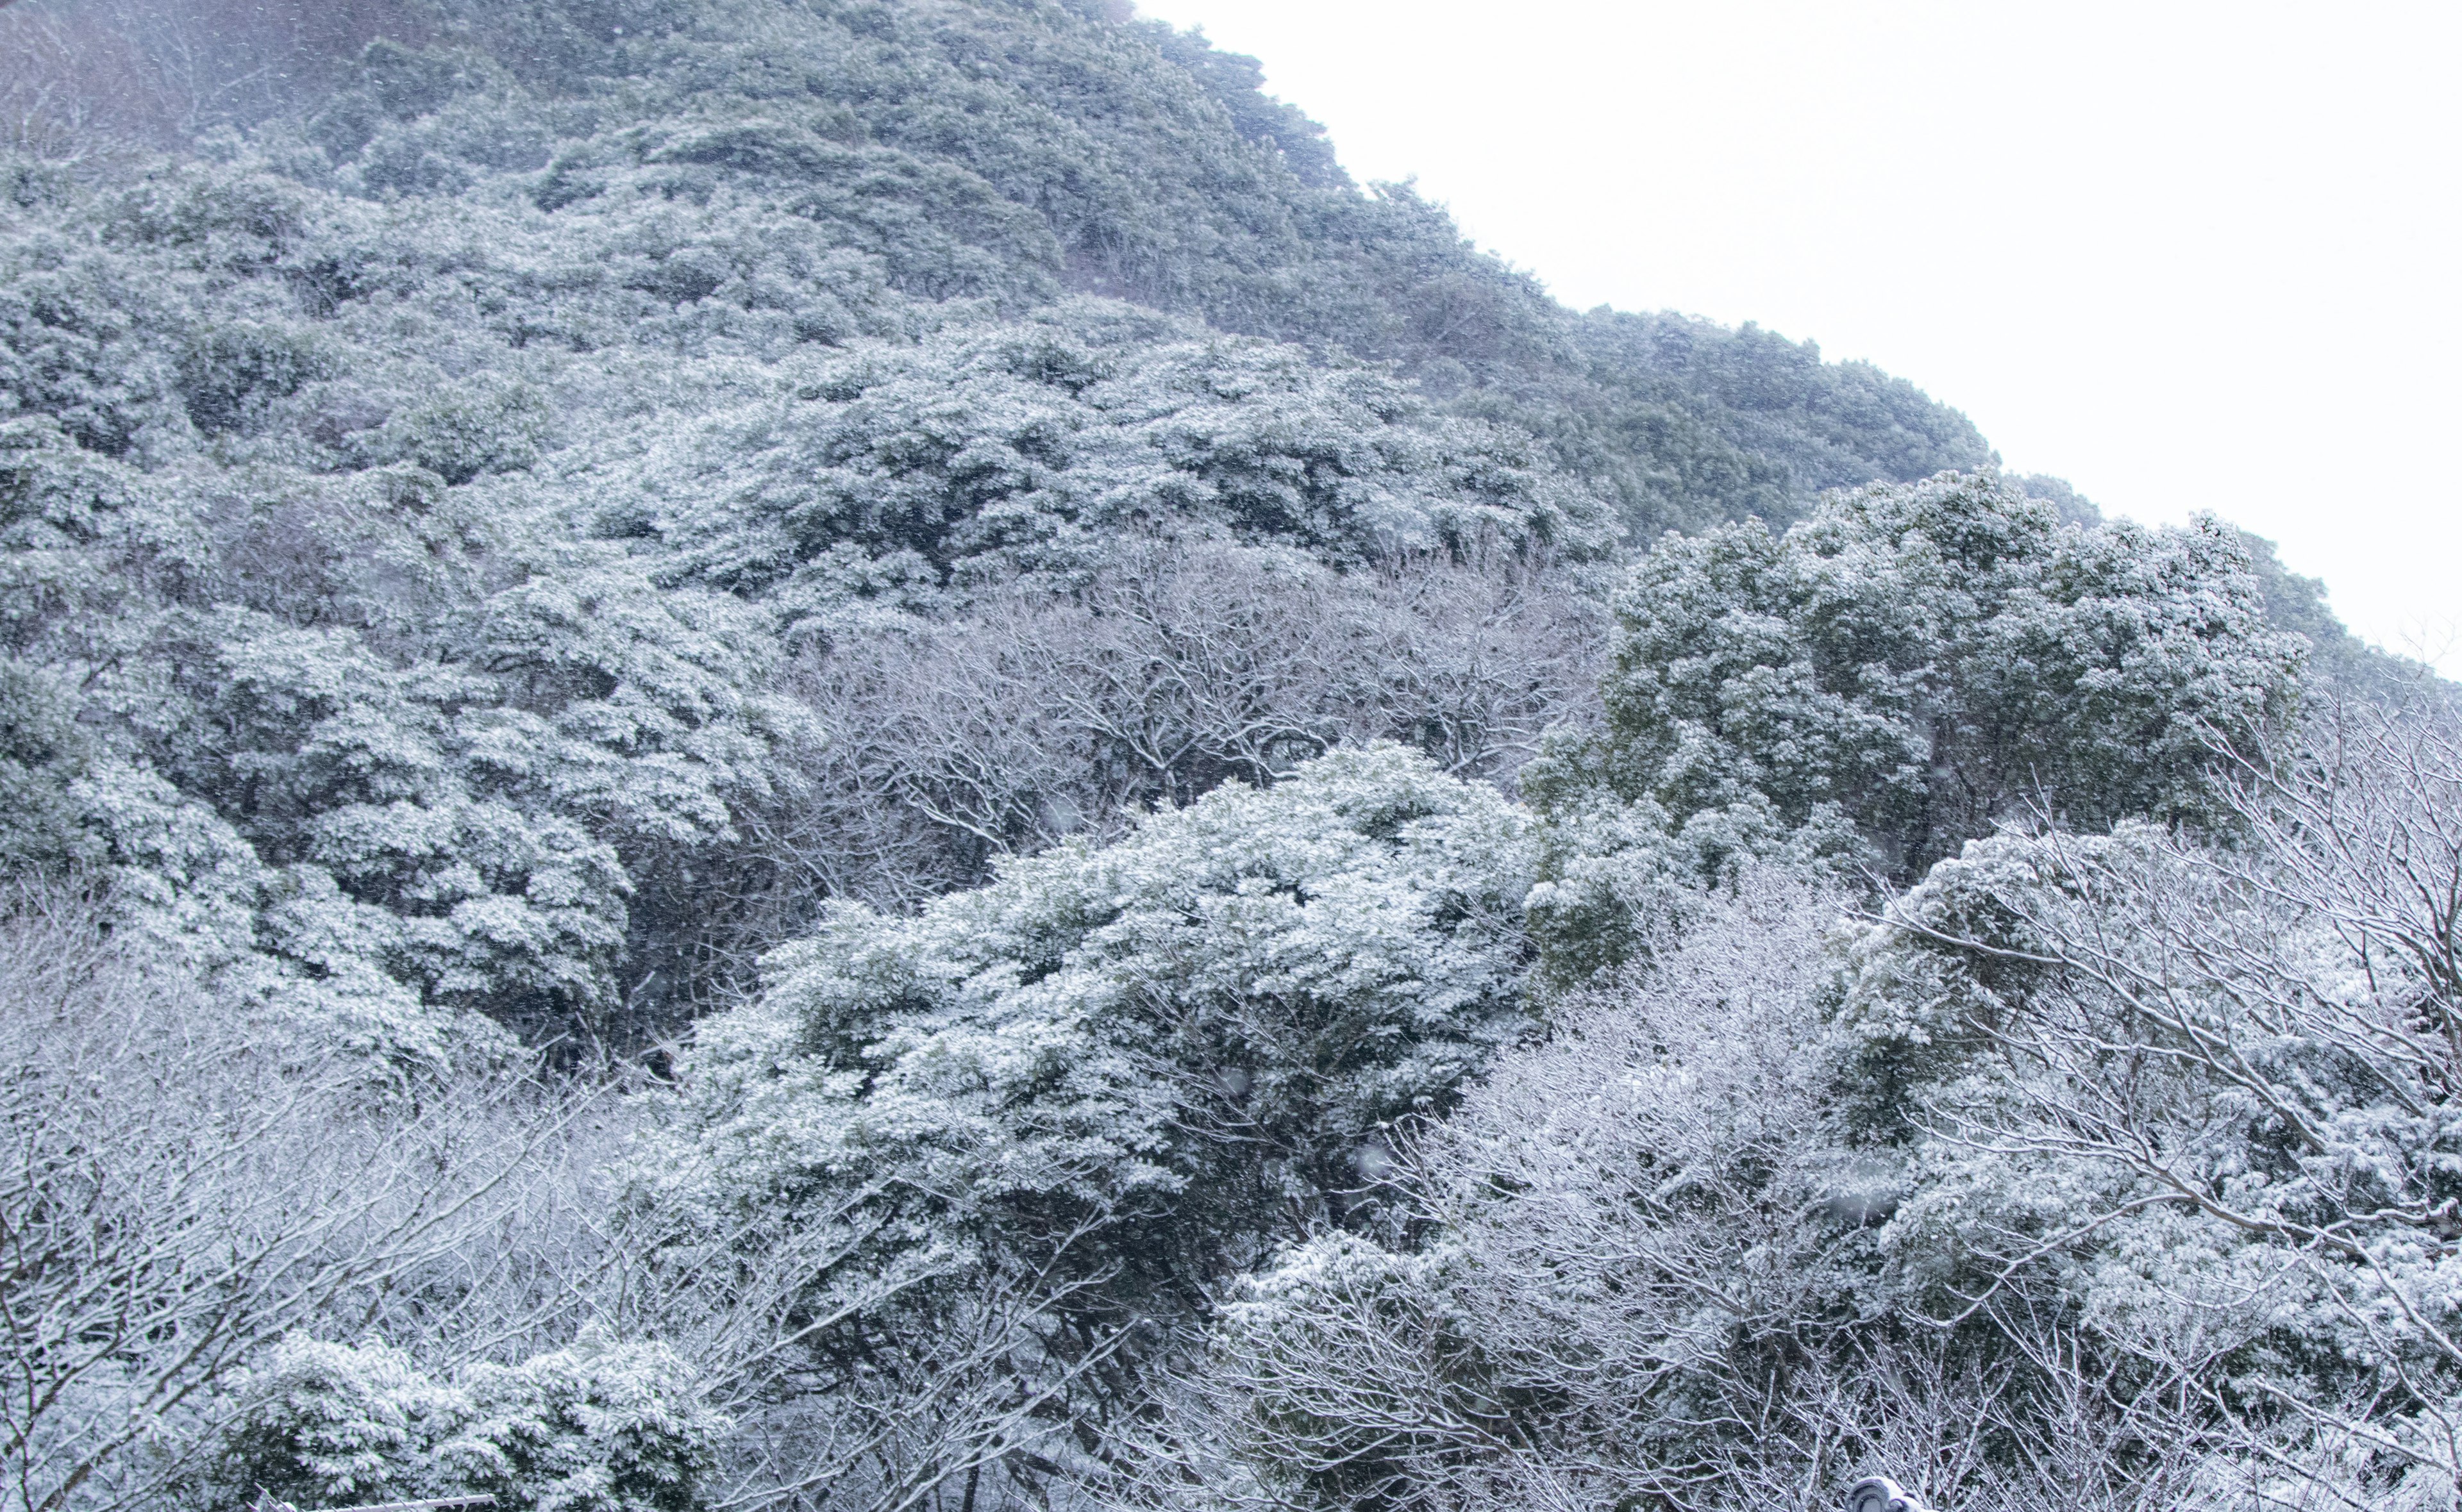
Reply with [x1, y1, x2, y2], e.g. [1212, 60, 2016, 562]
[1837, 704, 2462, 1510]
[0, 894, 619, 1512]
[669, 743, 1534, 1217]
[0, 125, 1611, 1047]
[0, 0, 2032, 1052]
[0, 0, 1996, 545]
[646, 744, 1536, 1508]
[1149, 874, 1939, 1512]
[1523, 470, 2307, 975]
[1150, 709, 2462, 1512]
[0, 3, 2416, 1509]
[617, 301, 1609, 633]
[223, 1334, 725, 1512]
[1607, 474, 2300, 865]
[3, 401, 793, 1036]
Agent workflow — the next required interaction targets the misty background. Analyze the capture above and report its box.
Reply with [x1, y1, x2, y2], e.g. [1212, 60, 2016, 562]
[1134, 0, 2462, 671]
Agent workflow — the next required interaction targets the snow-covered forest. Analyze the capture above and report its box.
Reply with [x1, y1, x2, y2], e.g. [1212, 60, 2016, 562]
[1, 3, 2452, 1511]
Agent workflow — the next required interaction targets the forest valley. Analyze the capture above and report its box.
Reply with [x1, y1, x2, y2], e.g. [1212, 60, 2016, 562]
[1, 4, 2454, 1511]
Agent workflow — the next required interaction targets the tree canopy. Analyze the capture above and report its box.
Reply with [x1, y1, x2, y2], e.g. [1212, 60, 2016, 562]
[1, 4, 2442, 1511]
[1522, 472, 2308, 976]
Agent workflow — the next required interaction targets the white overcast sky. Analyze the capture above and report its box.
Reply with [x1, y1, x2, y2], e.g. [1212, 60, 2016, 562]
[1132, 0, 2461, 671]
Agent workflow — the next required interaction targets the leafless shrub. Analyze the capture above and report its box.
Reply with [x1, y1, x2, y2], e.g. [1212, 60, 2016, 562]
[1121, 808, 2462, 1512]
[614, 540, 1600, 1033]
[758, 540, 1602, 913]
[0, 877, 1053, 1511]
[1861, 696, 2462, 1510]
[0, 885, 572, 1512]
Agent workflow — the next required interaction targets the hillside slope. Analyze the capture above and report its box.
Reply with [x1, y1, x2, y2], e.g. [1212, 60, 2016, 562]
[8, 9, 2456, 1512]
[0, 0, 2040, 1047]
[5, 0, 2400, 1053]
[6, 0, 1997, 538]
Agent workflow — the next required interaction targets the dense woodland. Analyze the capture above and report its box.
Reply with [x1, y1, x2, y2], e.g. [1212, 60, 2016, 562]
[1, 4, 2454, 1512]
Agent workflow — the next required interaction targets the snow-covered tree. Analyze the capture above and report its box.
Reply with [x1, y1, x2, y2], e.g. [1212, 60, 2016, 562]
[0, 4, 2429, 1507]
[618, 299, 1611, 634]
[741, 536, 1600, 911]
[646, 744, 1537, 1506]
[1836, 699, 2462, 1509]
[1523, 470, 2307, 976]
[1145, 702, 2462, 1512]
[0, 895, 564, 1512]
